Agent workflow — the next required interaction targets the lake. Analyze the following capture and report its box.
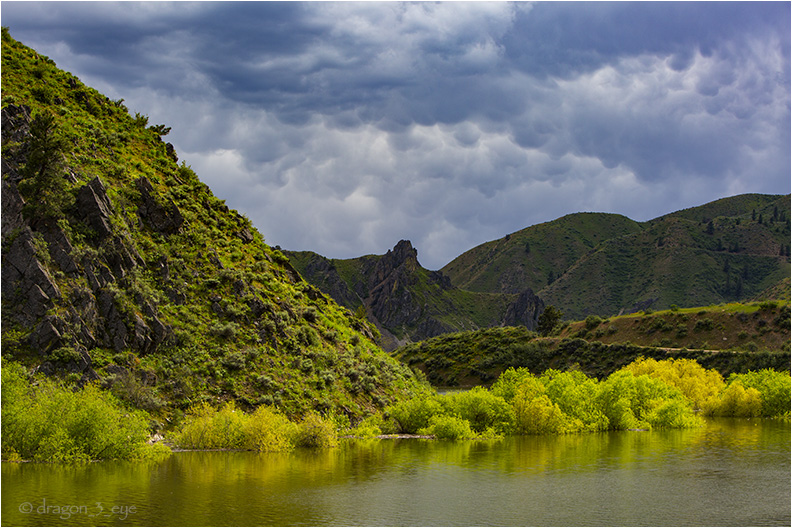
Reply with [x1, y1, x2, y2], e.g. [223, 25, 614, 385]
[2, 418, 789, 526]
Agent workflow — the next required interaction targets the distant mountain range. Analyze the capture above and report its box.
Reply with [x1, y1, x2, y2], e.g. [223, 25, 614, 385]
[288, 193, 791, 349]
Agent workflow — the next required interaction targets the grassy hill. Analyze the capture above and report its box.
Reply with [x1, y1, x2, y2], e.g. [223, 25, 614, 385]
[441, 212, 643, 294]
[395, 301, 790, 387]
[442, 196, 790, 320]
[1, 29, 425, 423]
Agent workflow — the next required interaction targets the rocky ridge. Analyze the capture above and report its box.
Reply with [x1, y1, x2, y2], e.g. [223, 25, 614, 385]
[287, 240, 544, 350]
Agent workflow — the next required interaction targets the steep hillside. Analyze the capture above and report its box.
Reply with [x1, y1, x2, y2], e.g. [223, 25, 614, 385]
[442, 195, 790, 320]
[1, 30, 423, 422]
[287, 240, 543, 350]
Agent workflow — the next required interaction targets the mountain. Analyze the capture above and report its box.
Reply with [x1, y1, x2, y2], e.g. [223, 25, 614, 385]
[442, 195, 790, 320]
[286, 240, 543, 351]
[0, 29, 424, 421]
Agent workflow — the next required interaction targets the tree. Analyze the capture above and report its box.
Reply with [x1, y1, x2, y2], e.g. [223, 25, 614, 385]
[537, 306, 563, 336]
[18, 112, 70, 218]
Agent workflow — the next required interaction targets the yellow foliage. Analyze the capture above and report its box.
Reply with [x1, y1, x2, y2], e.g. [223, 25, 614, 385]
[621, 357, 725, 409]
[703, 381, 762, 417]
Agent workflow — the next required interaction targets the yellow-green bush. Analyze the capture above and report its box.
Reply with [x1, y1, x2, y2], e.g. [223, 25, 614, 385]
[728, 370, 790, 417]
[386, 394, 443, 434]
[243, 406, 298, 451]
[437, 387, 513, 434]
[419, 415, 477, 440]
[174, 402, 247, 449]
[1, 361, 167, 462]
[702, 381, 762, 417]
[294, 412, 338, 448]
[620, 357, 725, 410]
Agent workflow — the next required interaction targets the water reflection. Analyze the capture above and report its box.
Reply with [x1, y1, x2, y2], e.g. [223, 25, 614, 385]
[2, 418, 789, 526]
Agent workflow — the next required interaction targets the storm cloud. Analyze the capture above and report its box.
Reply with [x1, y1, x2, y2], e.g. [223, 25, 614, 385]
[3, 2, 789, 269]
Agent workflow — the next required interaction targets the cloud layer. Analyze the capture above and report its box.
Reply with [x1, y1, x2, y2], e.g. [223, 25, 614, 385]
[4, 2, 789, 269]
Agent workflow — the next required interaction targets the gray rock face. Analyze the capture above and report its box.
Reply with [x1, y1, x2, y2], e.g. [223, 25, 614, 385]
[76, 177, 115, 240]
[502, 289, 545, 331]
[135, 177, 184, 234]
[1, 228, 62, 324]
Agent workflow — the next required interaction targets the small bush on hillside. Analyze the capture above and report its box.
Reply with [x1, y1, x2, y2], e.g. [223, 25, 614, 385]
[585, 315, 603, 330]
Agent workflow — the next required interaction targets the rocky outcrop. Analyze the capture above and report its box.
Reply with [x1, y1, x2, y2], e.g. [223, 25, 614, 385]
[287, 240, 528, 350]
[502, 289, 545, 330]
[135, 177, 184, 234]
[2, 116, 172, 377]
[76, 177, 115, 240]
[1, 228, 62, 324]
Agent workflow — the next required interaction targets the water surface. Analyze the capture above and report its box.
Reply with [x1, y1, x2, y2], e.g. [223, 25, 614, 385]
[2, 418, 789, 526]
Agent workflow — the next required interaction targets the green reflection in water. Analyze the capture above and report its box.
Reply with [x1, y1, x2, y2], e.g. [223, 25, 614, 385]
[2, 418, 789, 526]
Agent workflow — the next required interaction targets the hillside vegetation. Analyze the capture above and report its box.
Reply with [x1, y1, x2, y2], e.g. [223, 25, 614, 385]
[395, 302, 790, 387]
[1, 29, 425, 429]
[442, 196, 790, 320]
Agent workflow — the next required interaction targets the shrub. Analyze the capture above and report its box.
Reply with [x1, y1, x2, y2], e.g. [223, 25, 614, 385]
[438, 387, 513, 434]
[174, 402, 247, 449]
[294, 412, 338, 448]
[703, 381, 762, 417]
[726, 370, 791, 418]
[419, 415, 477, 440]
[540, 370, 608, 432]
[619, 357, 725, 410]
[348, 415, 383, 438]
[512, 386, 569, 435]
[1, 361, 165, 461]
[585, 315, 603, 330]
[386, 394, 443, 434]
[490, 367, 537, 403]
[243, 406, 297, 452]
[693, 318, 714, 332]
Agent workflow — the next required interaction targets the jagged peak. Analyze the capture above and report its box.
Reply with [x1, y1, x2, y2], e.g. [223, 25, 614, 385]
[388, 240, 418, 263]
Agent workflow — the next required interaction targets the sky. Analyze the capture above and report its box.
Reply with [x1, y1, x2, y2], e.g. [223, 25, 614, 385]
[3, 2, 790, 270]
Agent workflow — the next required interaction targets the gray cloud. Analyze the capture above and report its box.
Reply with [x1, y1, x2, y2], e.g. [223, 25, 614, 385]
[2, 1, 789, 269]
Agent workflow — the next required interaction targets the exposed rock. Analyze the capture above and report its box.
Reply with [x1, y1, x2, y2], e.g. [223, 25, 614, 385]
[1, 177, 26, 241]
[135, 176, 184, 235]
[29, 315, 65, 354]
[40, 223, 78, 274]
[1, 227, 61, 323]
[502, 289, 545, 330]
[75, 177, 115, 240]
[236, 228, 254, 243]
[165, 142, 178, 163]
[1, 104, 32, 146]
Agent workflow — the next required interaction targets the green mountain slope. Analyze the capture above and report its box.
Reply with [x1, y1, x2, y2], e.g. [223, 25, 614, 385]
[442, 195, 790, 320]
[1, 29, 423, 421]
[441, 212, 643, 294]
[287, 241, 543, 350]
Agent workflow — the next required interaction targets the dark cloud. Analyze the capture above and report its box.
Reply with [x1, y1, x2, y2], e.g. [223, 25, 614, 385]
[2, 1, 789, 269]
